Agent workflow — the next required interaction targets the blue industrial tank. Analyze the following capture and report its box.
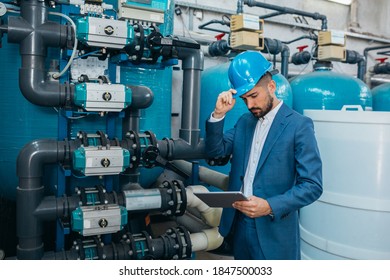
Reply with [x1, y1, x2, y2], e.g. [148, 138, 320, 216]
[290, 62, 372, 114]
[199, 60, 293, 174]
[372, 83, 390, 111]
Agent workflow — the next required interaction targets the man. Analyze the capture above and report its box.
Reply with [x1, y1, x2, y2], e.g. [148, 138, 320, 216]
[205, 51, 323, 260]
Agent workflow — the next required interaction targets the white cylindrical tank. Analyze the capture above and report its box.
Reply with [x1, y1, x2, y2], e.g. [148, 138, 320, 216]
[300, 109, 390, 259]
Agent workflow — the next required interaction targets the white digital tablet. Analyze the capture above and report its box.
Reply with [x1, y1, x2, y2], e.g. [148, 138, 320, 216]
[193, 191, 249, 208]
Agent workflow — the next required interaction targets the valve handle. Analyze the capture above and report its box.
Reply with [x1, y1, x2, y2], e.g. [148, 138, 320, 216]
[215, 33, 226, 41]
[375, 57, 388, 64]
[297, 45, 309, 52]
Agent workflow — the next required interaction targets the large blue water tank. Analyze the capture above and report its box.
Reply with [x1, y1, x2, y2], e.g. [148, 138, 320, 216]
[290, 63, 372, 114]
[372, 83, 390, 111]
[199, 61, 293, 174]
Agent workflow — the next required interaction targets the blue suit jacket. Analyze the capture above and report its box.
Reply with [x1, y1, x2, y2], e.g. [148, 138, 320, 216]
[205, 103, 323, 259]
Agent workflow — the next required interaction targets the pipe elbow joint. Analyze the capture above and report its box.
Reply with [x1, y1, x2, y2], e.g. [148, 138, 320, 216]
[19, 68, 68, 107]
[175, 37, 204, 70]
[282, 44, 290, 56]
[17, 139, 64, 178]
[129, 85, 154, 109]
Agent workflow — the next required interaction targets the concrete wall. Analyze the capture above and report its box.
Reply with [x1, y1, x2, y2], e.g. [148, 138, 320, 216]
[170, 0, 390, 136]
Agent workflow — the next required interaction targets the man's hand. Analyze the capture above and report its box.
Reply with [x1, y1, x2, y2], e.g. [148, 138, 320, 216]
[233, 196, 272, 218]
[212, 89, 237, 119]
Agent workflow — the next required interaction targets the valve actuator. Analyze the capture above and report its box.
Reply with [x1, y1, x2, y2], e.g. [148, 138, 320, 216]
[76, 16, 134, 49]
[73, 146, 130, 176]
[72, 204, 127, 236]
[74, 83, 132, 112]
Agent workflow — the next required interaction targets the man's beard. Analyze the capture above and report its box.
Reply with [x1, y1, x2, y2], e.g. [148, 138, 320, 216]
[249, 94, 274, 119]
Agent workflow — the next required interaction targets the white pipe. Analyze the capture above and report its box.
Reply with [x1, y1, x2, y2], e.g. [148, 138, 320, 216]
[190, 228, 224, 251]
[186, 185, 222, 227]
[173, 160, 230, 190]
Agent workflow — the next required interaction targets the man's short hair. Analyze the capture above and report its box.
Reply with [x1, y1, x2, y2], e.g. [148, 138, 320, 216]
[256, 72, 272, 88]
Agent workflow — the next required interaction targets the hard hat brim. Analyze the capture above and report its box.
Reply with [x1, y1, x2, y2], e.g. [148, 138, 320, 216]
[235, 81, 257, 97]
[234, 69, 278, 97]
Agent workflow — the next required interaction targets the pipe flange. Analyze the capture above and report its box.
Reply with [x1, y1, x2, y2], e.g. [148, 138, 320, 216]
[121, 233, 137, 260]
[131, 232, 151, 260]
[146, 26, 163, 64]
[167, 226, 192, 259]
[125, 23, 144, 65]
[144, 130, 157, 147]
[142, 146, 159, 168]
[172, 180, 187, 216]
[78, 131, 89, 147]
[94, 236, 104, 260]
[126, 130, 141, 168]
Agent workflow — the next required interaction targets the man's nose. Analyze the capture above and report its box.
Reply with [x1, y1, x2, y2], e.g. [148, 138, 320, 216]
[246, 99, 254, 109]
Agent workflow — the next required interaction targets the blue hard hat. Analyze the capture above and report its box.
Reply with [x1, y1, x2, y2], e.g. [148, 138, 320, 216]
[228, 51, 272, 96]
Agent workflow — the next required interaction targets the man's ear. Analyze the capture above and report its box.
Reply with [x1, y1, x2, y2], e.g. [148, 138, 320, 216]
[268, 80, 276, 93]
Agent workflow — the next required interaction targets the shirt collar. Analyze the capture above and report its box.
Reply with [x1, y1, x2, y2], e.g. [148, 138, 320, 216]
[262, 100, 283, 122]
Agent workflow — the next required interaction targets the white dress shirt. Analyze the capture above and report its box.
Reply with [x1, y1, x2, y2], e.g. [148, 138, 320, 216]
[210, 101, 283, 197]
[242, 101, 283, 196]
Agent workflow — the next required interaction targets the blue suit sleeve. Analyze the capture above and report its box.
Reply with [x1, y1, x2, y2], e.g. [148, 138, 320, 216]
[205, 118, 235, 158]
[267, 117, 323, 220]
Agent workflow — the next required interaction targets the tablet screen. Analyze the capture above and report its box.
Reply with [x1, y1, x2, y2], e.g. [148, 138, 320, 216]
[193, 191, 248, 208]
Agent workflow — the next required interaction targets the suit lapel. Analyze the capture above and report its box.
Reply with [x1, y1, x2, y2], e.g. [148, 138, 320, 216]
[256, 103, 291, 173]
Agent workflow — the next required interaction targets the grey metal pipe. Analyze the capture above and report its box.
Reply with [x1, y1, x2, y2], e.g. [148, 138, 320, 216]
[172, 160, 229, 190]
[243, 0, 328, 30]
[158, 138, 207, 160]
[121, 106, 141, 184]
[263, 37, 283, 55]
[35, 195, 80, 221]
[122, 85, 154, 135]
[180, 69, 202, 145]
[373, 62, 390, 75]
[41, 228, 192, 260]
[121, 85, 153, 185]
[128, 85, 154, 110]
[237, 0, 244, 14]
[35, 185, 182, 221]
[6, 0, 71, 107]
[176, 212, 210, 233]
[357, 59, 366, 81]
[281, 44, 290, 78]
[19, 64, 71, 106]
[262, 38, 290, 78]
[17, 137, 139, 259]
[362, 45, 390, 82]
[208, 39, 230, 57]
[175, 36, 204, 146]
[344, 50, 365, 81]
[16, 139, 68, 260]
[41, 227, 221, 259]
